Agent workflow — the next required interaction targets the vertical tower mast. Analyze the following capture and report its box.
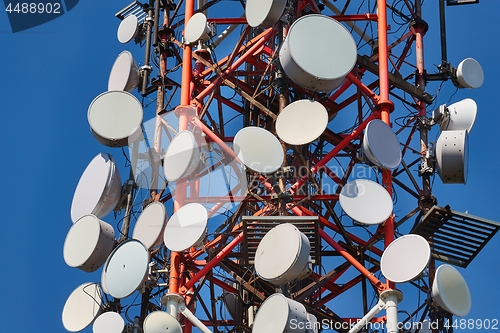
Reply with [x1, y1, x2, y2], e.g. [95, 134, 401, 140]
[62, 1, 497, 333]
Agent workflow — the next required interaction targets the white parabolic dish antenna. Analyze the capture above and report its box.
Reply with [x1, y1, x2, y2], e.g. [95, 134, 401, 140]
[163, 130, 201, 182]
[456, 58, 484, 89]
[432, 264, 472, 317]
[253, 293, 308, 333]
[440, 98, 477, 133]
[435, 130, 468, 184]
[71, 152, 122, 223]
[233, 126, 284, 174]
[275, 99, 328, 145]
[143, 311, 182, 333]
[184, 12, 211, 44]
[104, 239, 150, 299]
[117, 14, 139, 44]
[254, 223, 311, 285]
[132, 201, 167, 249]
[108, 50, 140, 92]
[245, 0, 287, 29]
[339, 179, 393, 225]
[88, 90, 144, 147]
[363, 119, 402, 170]
[62, 282, 102, 333]
[63, 214, 115, 273]
[279, 14, 357, 92]
[380, 234, 431, 283]
[163, 202, 208, 252]
[101, 266, 109, 295]
[92, 312, 125, 333]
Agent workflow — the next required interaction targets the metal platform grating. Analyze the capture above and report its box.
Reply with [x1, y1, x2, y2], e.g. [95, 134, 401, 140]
[242, 216, 320, 266]
[116, 1, 147, 24]
[412, 205, 500, 268]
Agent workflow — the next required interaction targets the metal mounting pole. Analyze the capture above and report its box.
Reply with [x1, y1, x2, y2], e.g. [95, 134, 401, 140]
[141, 0, 155, 96]
[119, 140, 139, 241]
[439, 0, 448, 64]
[414, 0, 434, 207]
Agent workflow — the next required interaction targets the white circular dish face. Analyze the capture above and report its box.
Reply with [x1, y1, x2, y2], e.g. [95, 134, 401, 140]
[255, 223, 310, 285]
[143, 311, 182, 333]
[163, 203, 208, 252]
[233, 126, 284, 174]
[380, 234, 431, 283]
[440, 98, 477, 133]
[245, 0, 287, 28]
[71, 153, 122, 223]
[64, 215, 115, 273]
[432, 264, 471, 317]
[253, 293, 308, 333]
[88, 91, 144, 147]
[275, 99, 328, 145]
[279, 14, 357, 92]
[456, 58, 484, 89]
[62, 282, 102, 332]
[339, 179, 393, 225]
[117, 14, 139, 44]
[108, 50, 140, 92]
[185, 12, 210, 44]
[132, 201, 167, 249]
[363, 119, 402, 170]
[104, 239, 150, 299]
[93, 312, 125, 333]
[163, 130, 200, 182]
[435, 130, 468, 184]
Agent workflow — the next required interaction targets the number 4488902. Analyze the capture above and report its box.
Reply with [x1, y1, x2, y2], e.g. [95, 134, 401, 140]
[5, 3, 62, 14]
[444, 318, 498, 330]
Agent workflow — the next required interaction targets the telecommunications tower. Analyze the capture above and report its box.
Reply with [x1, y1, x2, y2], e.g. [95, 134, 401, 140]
[62, 0, 499, 333]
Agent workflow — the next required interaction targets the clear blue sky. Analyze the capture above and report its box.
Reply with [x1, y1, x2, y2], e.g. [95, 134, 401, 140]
[0, 1, 499, 333]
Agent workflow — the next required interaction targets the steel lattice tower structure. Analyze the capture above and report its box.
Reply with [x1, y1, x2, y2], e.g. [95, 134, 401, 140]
[63, 1, 499, 333]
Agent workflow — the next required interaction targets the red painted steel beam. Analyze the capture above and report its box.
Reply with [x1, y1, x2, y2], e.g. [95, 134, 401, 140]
[319, 228, 385, 291]
[289, 112, 378, 194]
[180, 232, 244, 293]
[296, 205, 384, 257]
